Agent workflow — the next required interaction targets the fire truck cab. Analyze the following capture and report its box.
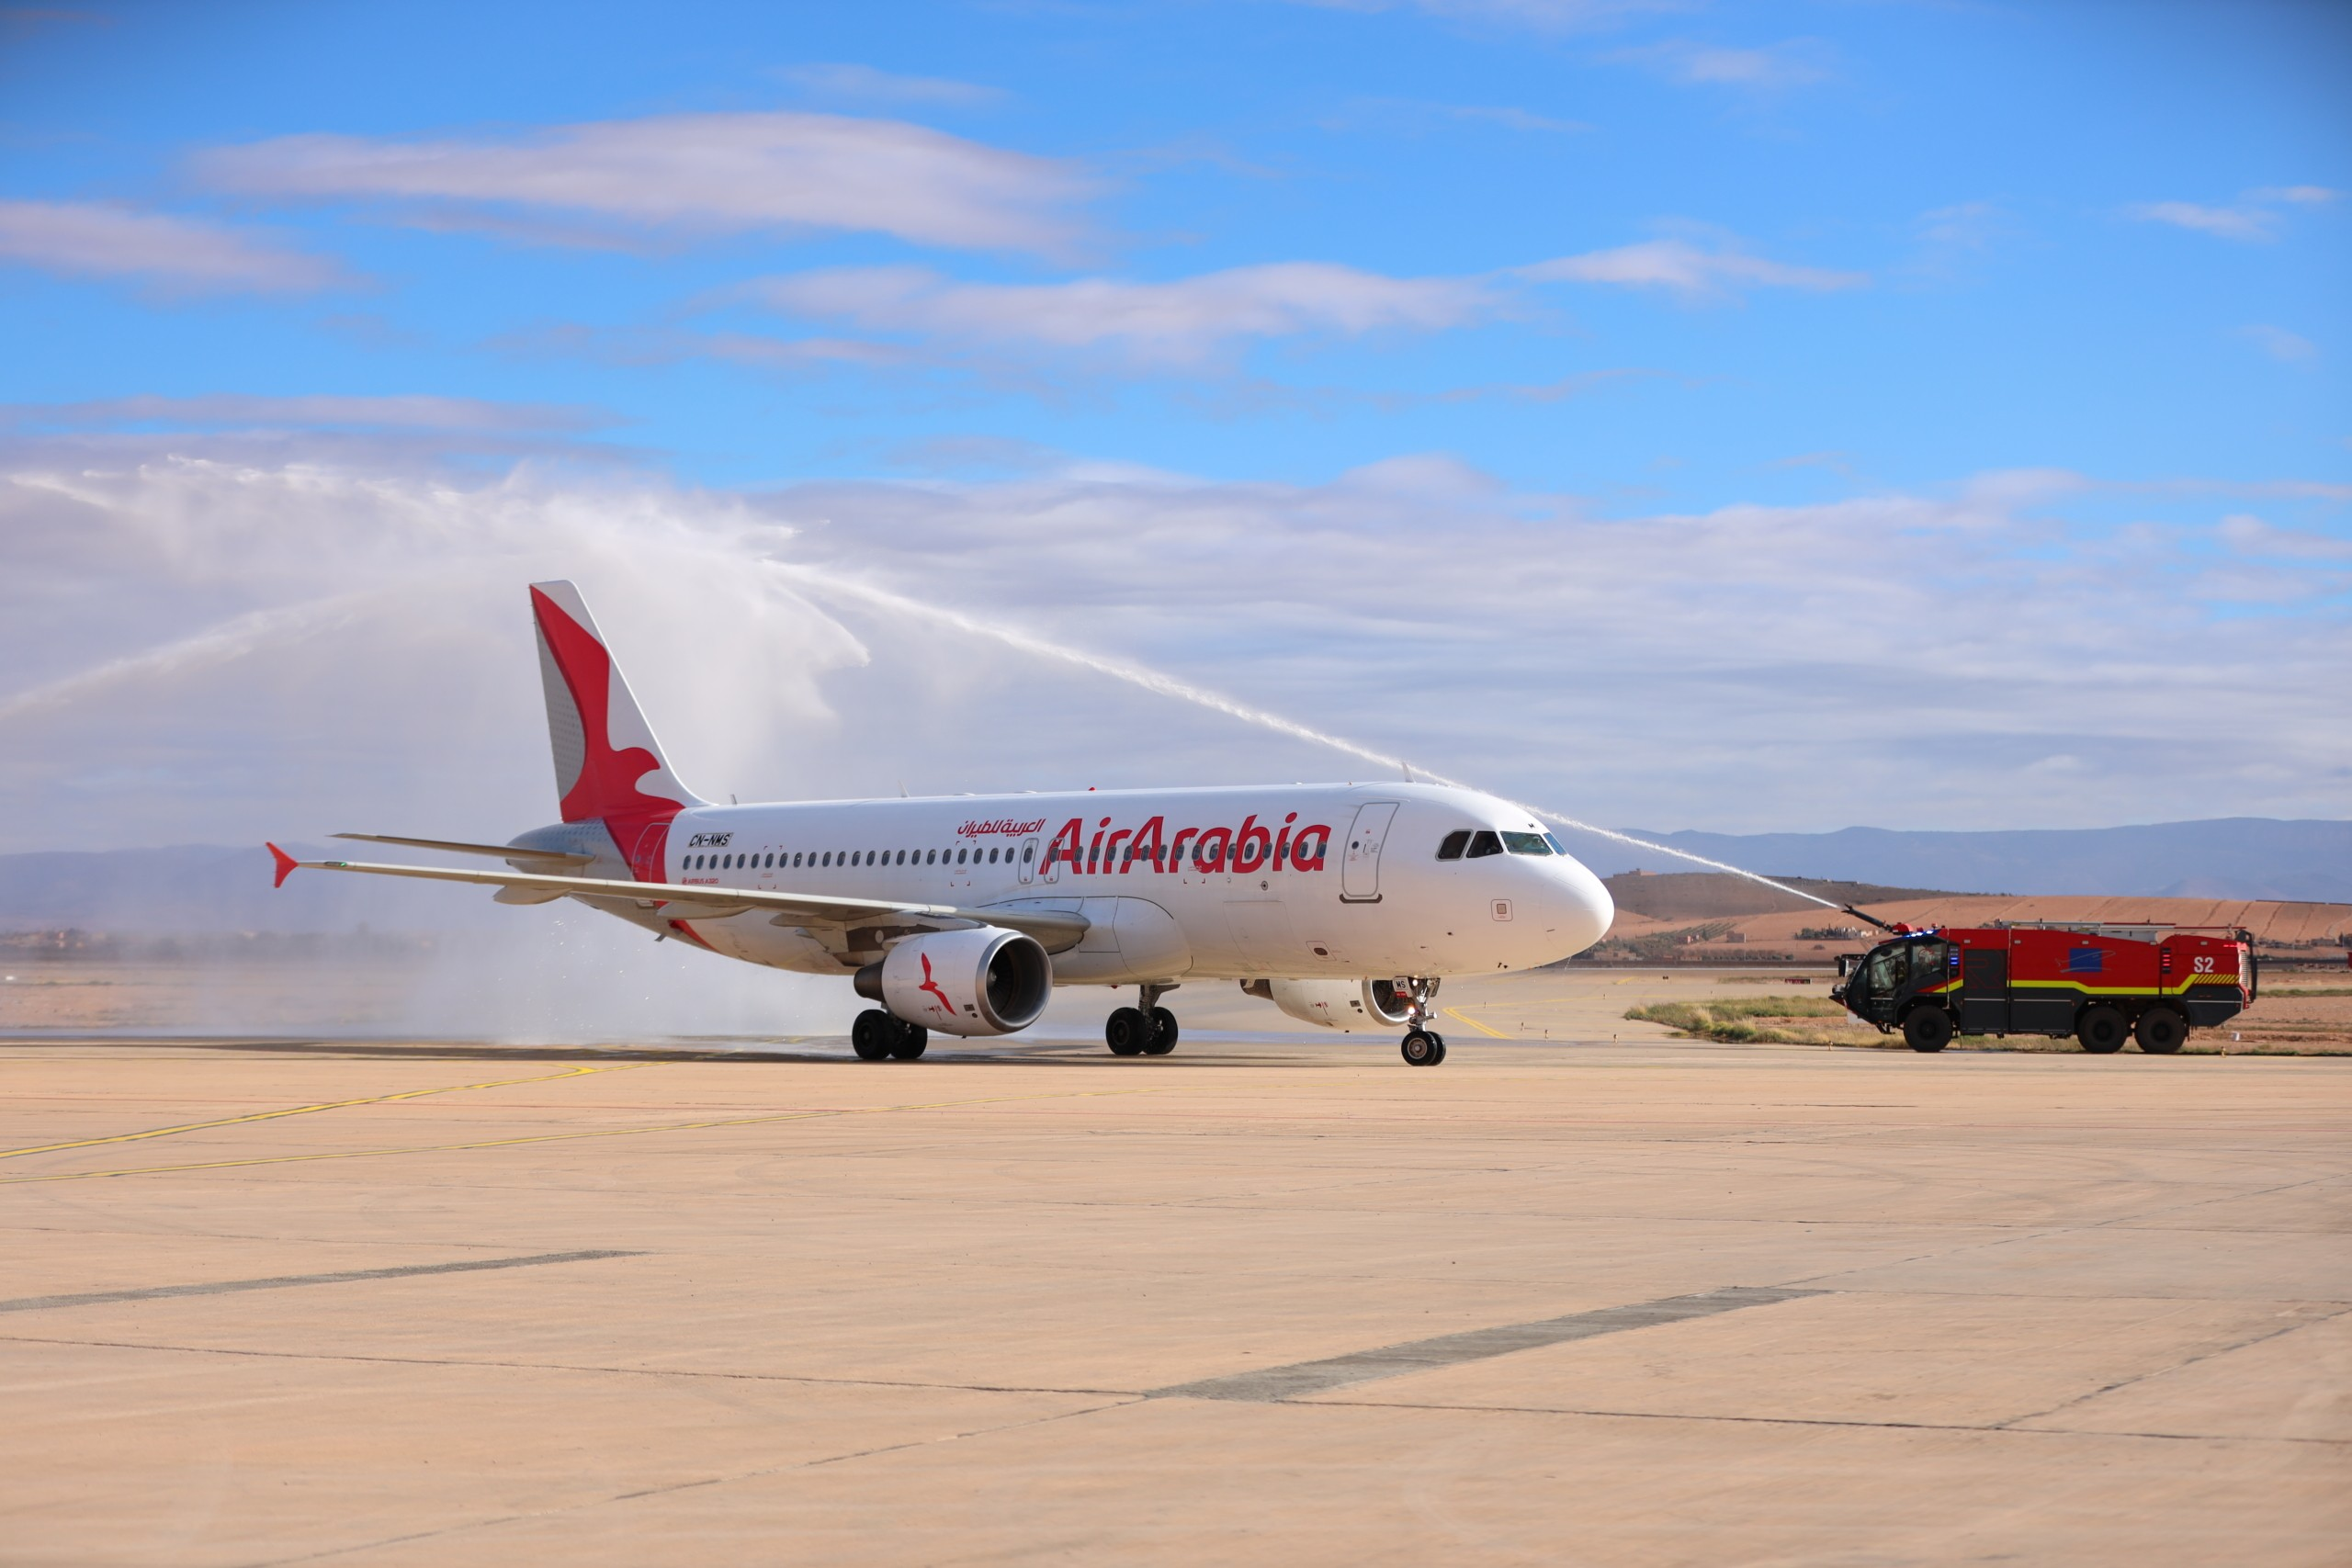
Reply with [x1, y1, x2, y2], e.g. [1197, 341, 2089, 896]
[1832, 922, 2256, 1055]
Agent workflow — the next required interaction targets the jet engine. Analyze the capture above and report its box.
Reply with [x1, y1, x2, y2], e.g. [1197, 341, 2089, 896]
[855, 927, 1050, 1037]
[1240, 976, 1430, 1032]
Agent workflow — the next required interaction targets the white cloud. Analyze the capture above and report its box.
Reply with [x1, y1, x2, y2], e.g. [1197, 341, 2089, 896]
[8, 394, 614, 432]
[1611, 39, 1832, 89]
[2127, 186, 2341, 243]
[720, 239, 1858, 367]
[192, 111, 1094, 258]
[1298, 0, 1682, 32]
[4, 444, 2346, 863]
[0, 199, 346, 292]
[2251, 186, 2342, 206]
[775, 62, 1004, 107]
[2129, 200, 2274, 242]
[2241, 324, 2317, 363]
[2220, 513, 2352, 560]
[1518, 239, 1866, 299]
[743, 262, 1500, 363]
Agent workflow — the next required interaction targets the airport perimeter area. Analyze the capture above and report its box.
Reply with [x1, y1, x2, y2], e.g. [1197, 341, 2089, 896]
[4, 971, 2347, 1565]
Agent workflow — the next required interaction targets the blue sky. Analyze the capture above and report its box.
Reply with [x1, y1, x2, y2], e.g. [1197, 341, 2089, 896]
[0, 0, 2346, 852]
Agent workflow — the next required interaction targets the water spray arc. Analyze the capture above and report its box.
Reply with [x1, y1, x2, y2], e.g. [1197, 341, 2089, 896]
[768, 561, 1843, 914]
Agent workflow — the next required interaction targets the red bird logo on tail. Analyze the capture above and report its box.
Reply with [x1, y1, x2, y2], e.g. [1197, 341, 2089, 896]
[918, 953, 956, 1017]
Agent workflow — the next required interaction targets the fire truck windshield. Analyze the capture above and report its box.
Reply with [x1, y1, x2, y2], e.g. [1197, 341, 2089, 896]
[1858, 939, 1948, 999]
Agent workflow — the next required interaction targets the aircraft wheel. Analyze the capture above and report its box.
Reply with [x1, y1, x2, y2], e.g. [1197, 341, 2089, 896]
[2078, 1005, 2127, 1055]
[1903, 1009, 1953, 1053]
[851, 1010, 896, 1061]
[889, 1024, 929, 1061]
[1106, 1007, 1150, 1055]
[1429, 1034, 1448, 1065]
[2134, 1008, 2186, 1055]
[1142, 1007, 1179, 1055]
[1401, 1030, 1442, 1066]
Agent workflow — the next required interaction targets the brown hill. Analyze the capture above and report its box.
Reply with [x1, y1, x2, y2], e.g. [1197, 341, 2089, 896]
[1603, 872, 1951, 921]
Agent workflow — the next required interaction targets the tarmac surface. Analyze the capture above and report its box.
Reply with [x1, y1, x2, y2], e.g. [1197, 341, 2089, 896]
[4, 971, 2347, 1565]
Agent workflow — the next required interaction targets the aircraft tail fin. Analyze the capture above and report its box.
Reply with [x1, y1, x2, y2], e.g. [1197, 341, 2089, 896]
[527, 581, 702, 825]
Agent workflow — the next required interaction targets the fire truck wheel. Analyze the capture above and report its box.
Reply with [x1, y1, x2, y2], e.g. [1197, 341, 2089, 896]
[1902, 1009, 1953, 1053]
[2077, 1005, 2127, 1054]
[2134, 1008, 2187, 1055]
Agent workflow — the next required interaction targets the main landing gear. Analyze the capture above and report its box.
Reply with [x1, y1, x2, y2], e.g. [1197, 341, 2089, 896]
[1107, 985, 1180, 1057]
[852, 1009, 928, 1062]
[1392, 976, 1447, 1066]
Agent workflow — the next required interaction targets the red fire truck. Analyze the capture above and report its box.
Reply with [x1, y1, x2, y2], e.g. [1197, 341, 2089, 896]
[1832, 920, 2256, 1054]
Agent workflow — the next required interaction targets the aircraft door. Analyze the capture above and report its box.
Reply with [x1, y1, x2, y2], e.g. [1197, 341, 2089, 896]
[1340, 801, 1398, 903]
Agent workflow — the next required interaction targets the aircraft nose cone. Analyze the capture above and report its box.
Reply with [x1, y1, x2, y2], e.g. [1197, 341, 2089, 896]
[1550, 852, 1614, 956]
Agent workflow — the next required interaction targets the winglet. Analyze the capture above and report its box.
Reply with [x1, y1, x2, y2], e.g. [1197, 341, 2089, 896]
[267, 842, 300, 888]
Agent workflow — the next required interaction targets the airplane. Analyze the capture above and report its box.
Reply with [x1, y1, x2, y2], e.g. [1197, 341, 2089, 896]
[269, 581, 1615, 1065]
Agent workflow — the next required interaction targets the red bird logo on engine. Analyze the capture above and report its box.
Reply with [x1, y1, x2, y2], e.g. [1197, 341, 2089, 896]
[918, 953, 956, 1017]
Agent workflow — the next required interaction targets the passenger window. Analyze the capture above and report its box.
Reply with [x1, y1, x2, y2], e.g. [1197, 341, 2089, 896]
[1023, 845, 1035, 862]
[986, 847, 996, 863]
[957, 848, 967, 864]
[1436, 830, 1470, 861]
[1465, 830, 1502, 858]
[1500, 831, 1551, 856]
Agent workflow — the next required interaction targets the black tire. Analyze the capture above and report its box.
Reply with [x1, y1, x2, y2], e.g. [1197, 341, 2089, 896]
[1142, 1007, 1178, 1055]
[1429, 1037, 1448, 1065]
[889, 1024, 929, 1061]
[2078, 1005, 2127, 1055]
[1106, 1007, 1149, 1055]
[1902, 1009, 1953, 1053]
[2134, 1008, 2186, 1055]
[1401, 1030, 1440, 1066]
[851, 1010, 895, 1061]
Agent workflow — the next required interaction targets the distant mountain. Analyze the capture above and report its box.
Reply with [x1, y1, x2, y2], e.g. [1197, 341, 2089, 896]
[1562, 818, 2352, 904]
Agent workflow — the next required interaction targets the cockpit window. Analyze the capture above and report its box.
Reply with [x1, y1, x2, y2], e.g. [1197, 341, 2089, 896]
[1436, 829, 1470, 861]
[1500, 831, 1552, 855]
[1464, 830, 1502, 858]
[1543, 832, 1566, 854]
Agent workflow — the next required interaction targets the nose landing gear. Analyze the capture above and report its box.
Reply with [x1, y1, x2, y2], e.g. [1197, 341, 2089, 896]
[1107, 984, 1181, 1057]
[1390, 976, 1447, 1066]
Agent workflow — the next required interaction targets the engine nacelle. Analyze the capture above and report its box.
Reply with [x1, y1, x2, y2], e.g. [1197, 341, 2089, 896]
[856, 927, 1050, 1037]
[1241, 977, 1426, 1032]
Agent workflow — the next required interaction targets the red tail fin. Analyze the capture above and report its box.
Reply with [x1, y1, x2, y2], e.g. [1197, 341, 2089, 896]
[528, 581, 700, 825]
[266, 842, 299, 888]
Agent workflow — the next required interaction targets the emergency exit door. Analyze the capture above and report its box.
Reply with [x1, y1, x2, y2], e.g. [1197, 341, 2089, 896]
[1340, 802, 1397, 902]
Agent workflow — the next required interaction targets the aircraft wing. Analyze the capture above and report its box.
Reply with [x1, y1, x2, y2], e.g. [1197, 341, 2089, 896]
[267, 845, 1089, 952]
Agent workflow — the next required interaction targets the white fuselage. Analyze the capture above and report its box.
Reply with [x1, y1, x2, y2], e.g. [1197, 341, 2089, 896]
[545, 782, 1614, 985]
